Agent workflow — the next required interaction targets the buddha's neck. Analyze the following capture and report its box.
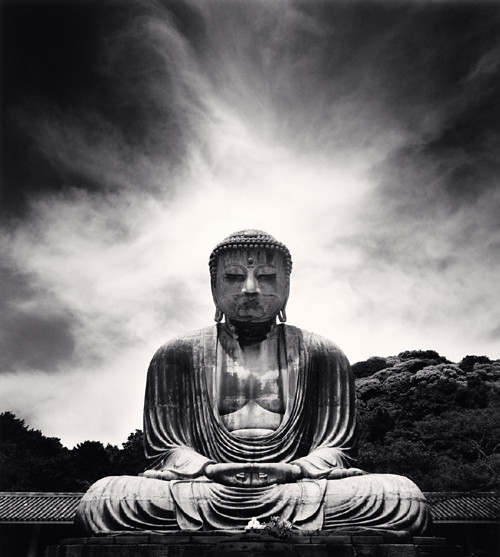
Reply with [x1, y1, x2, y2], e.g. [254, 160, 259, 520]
[225, 318, 276, 345]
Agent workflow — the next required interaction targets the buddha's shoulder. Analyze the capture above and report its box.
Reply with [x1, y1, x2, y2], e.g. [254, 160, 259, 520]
[283, 324, 348, 359]
[152, 326, 217, 357]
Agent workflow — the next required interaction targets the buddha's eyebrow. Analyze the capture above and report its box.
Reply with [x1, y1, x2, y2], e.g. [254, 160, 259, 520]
[256, 265, 277, 273]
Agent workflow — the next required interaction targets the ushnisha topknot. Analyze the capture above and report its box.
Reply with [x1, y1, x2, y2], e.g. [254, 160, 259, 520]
[209, 229, 293, 284]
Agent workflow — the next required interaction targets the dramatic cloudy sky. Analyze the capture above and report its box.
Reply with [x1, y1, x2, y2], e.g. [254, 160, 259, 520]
[2, 0, 500, 447]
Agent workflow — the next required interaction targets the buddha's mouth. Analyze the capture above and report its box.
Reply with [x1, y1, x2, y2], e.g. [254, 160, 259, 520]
[237, 295, 262, 309]
[241, 299, 260, 308]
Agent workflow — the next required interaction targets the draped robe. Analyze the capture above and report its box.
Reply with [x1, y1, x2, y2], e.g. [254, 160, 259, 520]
[76, 323, 429, 533]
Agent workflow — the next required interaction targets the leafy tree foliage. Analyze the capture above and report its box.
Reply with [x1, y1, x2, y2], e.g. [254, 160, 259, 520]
[0, 412, 72, 491]
[356, 352, 500, 491]
[397, 349, 448, 362]
[351, 357, 388, 379]
[459, 355, 491, 373]
[69, 441, 115, 490]
[0, 412, 146, 491]
[111, 429, 147, 476]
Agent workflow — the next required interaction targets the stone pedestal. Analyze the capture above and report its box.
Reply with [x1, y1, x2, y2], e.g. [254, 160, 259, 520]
[45, 531, 465, 557]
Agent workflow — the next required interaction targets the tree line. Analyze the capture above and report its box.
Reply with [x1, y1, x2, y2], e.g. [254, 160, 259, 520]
[0, 414, 146, 491]
[1, 350, 499, 492]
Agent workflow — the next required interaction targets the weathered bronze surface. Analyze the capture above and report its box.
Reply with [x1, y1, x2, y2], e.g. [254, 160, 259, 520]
[76, 230, 430, 533]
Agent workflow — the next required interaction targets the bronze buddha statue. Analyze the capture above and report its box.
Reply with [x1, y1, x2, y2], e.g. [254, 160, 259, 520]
[76, 230, 429, 533]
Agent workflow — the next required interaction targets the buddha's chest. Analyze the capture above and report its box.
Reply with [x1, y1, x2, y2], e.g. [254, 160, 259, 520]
[215, 339, 287, 433]
[218, 362, 285, 414]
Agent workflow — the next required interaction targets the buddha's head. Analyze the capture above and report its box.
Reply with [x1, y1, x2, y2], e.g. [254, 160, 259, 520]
[209, 230, 292, 324]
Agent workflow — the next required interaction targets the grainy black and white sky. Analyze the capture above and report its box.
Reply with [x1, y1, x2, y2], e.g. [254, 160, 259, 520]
[2, 0, 500, 447]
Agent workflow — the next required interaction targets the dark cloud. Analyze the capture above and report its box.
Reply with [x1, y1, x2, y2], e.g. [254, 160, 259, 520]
[320, 1, 500, 277]
[374, 17, 500, 215]
[1, 0, 104, 213]
[0, 312, 75, 373]
[0, 265, 75, 373]
[1, 0, 208, 215]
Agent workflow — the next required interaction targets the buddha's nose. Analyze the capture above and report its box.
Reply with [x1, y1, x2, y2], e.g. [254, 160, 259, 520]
[242, 271, 261, 294]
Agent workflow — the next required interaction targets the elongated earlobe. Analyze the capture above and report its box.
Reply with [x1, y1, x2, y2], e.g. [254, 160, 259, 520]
[214, 307, 223, 323]
[278, 308, 287, 323]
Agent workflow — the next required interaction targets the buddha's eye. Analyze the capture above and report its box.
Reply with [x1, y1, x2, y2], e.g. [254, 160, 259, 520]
[223, 273, 245, 284]
[256, 273, 277, 284]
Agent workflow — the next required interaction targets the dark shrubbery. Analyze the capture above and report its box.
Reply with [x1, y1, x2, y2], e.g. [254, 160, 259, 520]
[0, 412, 147, 491]
[356, 352, 500, 491]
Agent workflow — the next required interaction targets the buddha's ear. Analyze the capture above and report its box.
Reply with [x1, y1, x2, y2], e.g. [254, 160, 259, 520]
[211, 283, 223, 322]
[214, 307, 223, 322]
[211, 281, 218, 305]
[278, 283, 290, 323]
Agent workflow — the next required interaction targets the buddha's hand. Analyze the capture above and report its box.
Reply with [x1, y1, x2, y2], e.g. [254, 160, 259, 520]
[204, 462, 302, 487]
[326, 467, 368, 480]
[142, 469, 181, 480]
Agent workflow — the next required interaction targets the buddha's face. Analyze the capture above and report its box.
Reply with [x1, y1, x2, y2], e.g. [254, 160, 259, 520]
[213, 249, 289, 323]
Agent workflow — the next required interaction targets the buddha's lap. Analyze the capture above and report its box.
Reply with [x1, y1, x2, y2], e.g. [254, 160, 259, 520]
[81, 472, 425, 512]
[77, 472, 428, 533]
